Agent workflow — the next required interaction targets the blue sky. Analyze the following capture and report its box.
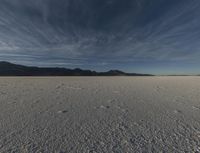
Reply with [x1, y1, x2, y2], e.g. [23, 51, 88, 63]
[0, 0, 200, 74]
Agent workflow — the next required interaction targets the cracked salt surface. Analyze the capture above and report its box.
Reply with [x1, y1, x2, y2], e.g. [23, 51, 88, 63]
[0, 76, 200, 152]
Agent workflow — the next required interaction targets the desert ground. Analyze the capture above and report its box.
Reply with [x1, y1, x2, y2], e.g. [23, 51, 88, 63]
[0, 77, 200, 153]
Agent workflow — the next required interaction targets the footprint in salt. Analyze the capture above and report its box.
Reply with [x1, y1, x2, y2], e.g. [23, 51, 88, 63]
[34, 100, 40, 104]
[116, 105, 128, 113]
[100, 105, 110, 109]
[94, 104, 110, 110]
[57, 110, 68, 114]
[113, 91, 120, 94]
[0, 91, 6, 95]
[173, 109, 182, 114]
[30, 100, 40, 108]
[107, 99, 115, 104]
[56, 83, 64, 89]
[192, 106, 200, 110]
[66, 86, 82, 90]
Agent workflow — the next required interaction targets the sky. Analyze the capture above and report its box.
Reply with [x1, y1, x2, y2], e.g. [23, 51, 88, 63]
[0, 0, 200, 75]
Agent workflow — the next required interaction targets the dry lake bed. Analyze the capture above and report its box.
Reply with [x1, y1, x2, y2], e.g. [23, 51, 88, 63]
[0, 77, 200, 153]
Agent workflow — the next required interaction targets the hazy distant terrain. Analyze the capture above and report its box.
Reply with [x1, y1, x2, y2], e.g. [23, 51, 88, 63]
[0, 61, 153, 76]
[0, 77, 200, 152]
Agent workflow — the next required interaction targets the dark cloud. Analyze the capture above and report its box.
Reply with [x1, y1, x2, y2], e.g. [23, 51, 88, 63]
[0, 0, 200, 74]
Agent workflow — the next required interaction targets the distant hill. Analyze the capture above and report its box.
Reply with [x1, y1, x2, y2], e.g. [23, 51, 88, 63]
[0, 61, 153, 76]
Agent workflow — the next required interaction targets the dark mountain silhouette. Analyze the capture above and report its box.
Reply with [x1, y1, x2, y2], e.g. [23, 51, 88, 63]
[0, 61, 153, 76]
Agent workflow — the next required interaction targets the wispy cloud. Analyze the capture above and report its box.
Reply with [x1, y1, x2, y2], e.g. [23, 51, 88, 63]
[0, 0, 200, 73]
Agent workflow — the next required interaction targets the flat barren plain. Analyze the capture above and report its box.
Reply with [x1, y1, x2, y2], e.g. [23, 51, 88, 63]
[0, 77, 200, 153]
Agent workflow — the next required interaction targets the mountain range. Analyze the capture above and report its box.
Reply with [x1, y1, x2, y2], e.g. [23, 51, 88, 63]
[0, 61, 153, 76]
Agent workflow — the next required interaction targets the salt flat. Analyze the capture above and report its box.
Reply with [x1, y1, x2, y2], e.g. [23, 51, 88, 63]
[0, 77, 200, 153]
